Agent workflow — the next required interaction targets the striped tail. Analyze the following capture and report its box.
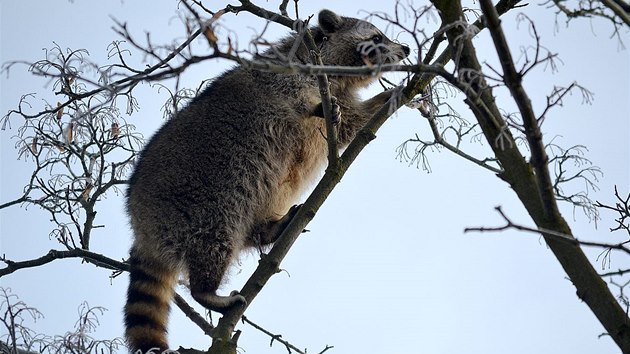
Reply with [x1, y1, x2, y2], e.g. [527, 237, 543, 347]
[124, 248, 177, 353]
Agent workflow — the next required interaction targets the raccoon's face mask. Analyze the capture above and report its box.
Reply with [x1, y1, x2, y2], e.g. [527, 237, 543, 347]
[317, 9, 410, 67]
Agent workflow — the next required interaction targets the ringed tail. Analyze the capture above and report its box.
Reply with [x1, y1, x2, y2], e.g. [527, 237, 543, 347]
[124, 249, 177, 353]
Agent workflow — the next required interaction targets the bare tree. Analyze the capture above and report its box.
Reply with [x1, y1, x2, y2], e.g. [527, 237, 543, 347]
[1, 0, 629, 353]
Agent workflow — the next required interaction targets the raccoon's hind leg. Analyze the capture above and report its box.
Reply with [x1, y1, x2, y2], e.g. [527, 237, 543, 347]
[247, 204, 301, 248]
[186, 235, 247, 314]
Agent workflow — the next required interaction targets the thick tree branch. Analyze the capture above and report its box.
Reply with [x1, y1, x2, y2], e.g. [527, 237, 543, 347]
[480, 0, 558, 220]
[601, 0, 630, 26]
[174, 293, 214, 336]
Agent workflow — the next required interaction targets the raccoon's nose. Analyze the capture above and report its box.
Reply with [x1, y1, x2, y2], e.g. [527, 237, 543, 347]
[401, 45, 410, 57]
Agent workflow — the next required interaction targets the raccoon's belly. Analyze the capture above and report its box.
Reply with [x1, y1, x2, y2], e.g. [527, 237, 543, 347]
[267, 122, 328, 219]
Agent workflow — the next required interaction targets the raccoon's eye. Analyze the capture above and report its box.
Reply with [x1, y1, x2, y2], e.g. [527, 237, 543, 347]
[371, 35, 383, 44]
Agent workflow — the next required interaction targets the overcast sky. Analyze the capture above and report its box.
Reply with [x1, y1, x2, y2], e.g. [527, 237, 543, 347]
[1, 1, 629, 354]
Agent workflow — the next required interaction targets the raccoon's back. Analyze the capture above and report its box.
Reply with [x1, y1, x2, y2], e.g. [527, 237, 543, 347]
[126, 69, 308, 237]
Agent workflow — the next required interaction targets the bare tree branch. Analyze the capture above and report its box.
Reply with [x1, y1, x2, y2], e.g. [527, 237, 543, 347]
[174, 293, 214, 337]
[241, 316, 307, 354]
[481, 0, 558, 220]
[0, 249, 128, 277]
[465, 206, 630, 255]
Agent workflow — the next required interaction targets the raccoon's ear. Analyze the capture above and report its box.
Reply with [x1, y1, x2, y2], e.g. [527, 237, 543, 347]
[319, 9, 342, 34]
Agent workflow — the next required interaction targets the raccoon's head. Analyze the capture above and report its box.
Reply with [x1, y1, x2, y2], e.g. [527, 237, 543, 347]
[315, 9, 410, 68]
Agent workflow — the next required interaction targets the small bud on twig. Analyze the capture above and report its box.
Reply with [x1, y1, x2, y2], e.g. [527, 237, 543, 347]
[56, 102, 64, 120]
[111, 122, 120, 139]
[66, 122, 74, 143]
[30, 137, 38, 154]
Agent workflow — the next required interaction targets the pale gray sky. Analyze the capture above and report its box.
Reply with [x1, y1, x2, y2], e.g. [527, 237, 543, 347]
[1, 1, 629, 353]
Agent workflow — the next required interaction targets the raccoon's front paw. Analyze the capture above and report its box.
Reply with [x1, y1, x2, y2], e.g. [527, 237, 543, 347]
[312, 98, 340, 124]
[330, 96, 341, 125]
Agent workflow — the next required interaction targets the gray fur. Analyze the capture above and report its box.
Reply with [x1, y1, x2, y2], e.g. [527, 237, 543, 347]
[124, 9, 409, 352]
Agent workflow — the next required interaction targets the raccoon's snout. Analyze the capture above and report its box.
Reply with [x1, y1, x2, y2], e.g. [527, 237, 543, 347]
[390, 44, 410, 62]
[358, 41, 410, 64]
[384, 43, 410, 63]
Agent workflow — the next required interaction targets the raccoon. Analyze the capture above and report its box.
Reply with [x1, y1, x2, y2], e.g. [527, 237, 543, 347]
[124, 9, 409, 353]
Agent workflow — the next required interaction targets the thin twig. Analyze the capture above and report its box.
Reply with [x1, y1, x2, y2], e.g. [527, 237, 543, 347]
[600, 269, 630, 277]
[465, 206, 630, 255]
[241, 316, 306, 354]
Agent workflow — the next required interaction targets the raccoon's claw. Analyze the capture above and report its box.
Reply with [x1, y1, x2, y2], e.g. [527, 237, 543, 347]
[286, 204, 311, 233]
[274, 204, 301, 231]
[287, 204, 302, 217]
[330, 96, 341, 125]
